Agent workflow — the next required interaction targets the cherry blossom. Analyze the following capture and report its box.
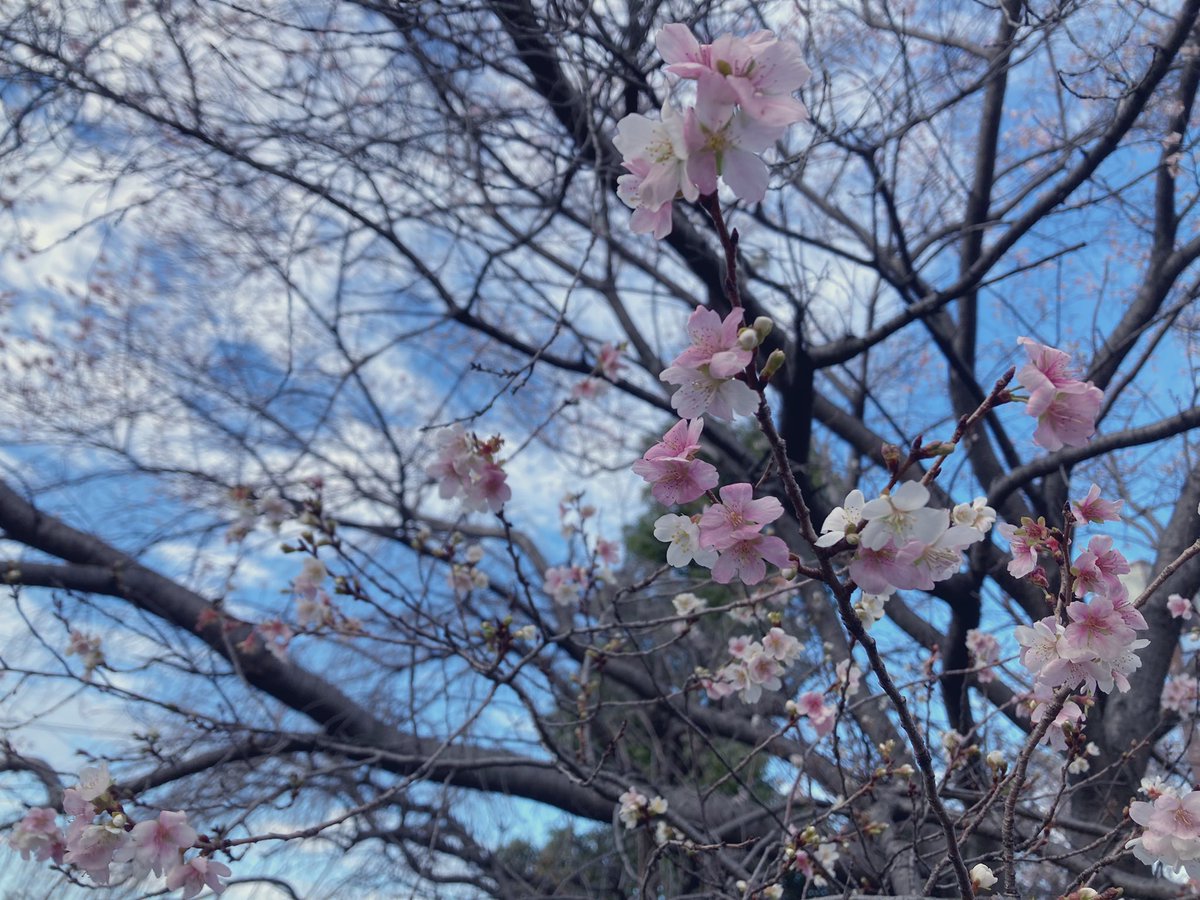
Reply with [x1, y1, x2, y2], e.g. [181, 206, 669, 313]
[632, 454, 719, 506]
[654, 514, 719, 568]
[656, 24, 809, 127]
[660, 362, 758, 420]
[7, 807, 64, 863]
[616, 157, 677, 238]
[669, 306, 753, 377]
[114, 809, 198, 878]
[896, 524, 983, 589]
[816, 489, 865, 547]
[710, 532, 791, 585]
[425, 425, 511, 513]
[544, 566, 588, 606]
[794, 690, 836, 736]
[848, 542, 921, 594]
[858, 482, 947, 551]
[166, 856, 232, 899]
[951, 496, 996, 533]
[1016, 337, 1103, 450]
[1071, 483, 1123, 523]
[997, 517, 1056, 578]
[966, 629, 1001, 683]
[683, 74, 784, 202]
[643, 417, 705, 460]
[1162, 674, 1200, 713]
[1169, 593, 1194, 620]
[613, 102, 695, 210]
[698, 482, 783, 548]
[1127, 789, 1200, 877]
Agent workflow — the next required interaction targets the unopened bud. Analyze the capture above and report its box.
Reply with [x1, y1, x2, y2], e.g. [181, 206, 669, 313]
[111, 812, 127, 828]
[881, 443, 903, 473]
[753, 316, 774, 341]
[761, 349, 786, 381]
[779, 566, 797, 580]
[737, 328, 759, 351]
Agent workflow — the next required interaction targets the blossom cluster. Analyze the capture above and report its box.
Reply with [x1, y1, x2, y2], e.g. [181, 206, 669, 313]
[614, 24, 809, 237]
[819, 481, 994, 598]
[703, 627, 803, 704]
[7, 764, 230, 896]
[425, 424, 511, 513]
[1007, 486, 1149, 749]
[617, 787, 667, 829]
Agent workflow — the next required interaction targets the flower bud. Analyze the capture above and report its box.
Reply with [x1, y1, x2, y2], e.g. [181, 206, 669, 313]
[753, 316, 774, 341]
[737, 328, 759, 351]
[761, 349, 786, 380]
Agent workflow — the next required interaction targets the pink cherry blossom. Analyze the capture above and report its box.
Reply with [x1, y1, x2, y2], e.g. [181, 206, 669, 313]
[795, 690, 836, 736]
[613, 103, 695, 208]
[848, 542, 922, 594]
[1016, 336, 1104, 450]
[683, 73, 784, 202]
[1013, 616, 1064, 677]
[710, 533, 790, 585]
[1163, 674, 1200, 713]
[698, 482, 784, 549]
[114, 809, 198, 878]
[1071, 483, 1123, 523]
[966, 629, 1000, 683]
[425, 426, 511, 513]
[762, 626, 801, 664]
[166, 856, 233, 899]
[656, 24, 809, 127]
[616, 158, 676, 238]
[64, 822, 127, 885]
[631, 455, 719, 505]
[895, 524, 983, 590]
[1169, 593, 1194, 620]
[643, 417, 705, 461]
[1062, 595, 1136, 663]
[997, 518, 1055, 578]
[597, 343, 624, 380]
[669, 306, 752, 377]
[8, 807, 64, 864]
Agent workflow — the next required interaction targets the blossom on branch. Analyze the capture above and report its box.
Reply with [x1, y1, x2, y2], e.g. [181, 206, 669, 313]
[1016, 337, 1103, 450]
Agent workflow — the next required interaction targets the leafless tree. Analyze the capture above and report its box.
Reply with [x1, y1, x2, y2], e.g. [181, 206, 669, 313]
[1, 1, 1199, 897]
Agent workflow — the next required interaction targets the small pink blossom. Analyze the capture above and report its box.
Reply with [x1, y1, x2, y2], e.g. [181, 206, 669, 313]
[670, 306, 753, 377]
[683, 74, 785, 202]
[710, 533, 791, 585]
[8, 807, 64, 864]
[1169, 593, 1194, 620]
[1163, 674, 1200, 713]
[698, 482, 783, 549]
[966, 628, 1000, 683]
[644, 418, 705, 461]
[114, 810, 198, 878]
[656, 24, 809, 127]
[64, 822, 127, 885]
[616, 158, 676, 238]
[632, 455, 719, 506]
[597, 343, 624, 380]
[166, 856, 232, 899]
[1016, 337, 1104, 451]
[1062, 595, 1136, 663]
[1072, 484, 1123, 523]
[848, 542, 921, 594]
[795, 690, 836, 736]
